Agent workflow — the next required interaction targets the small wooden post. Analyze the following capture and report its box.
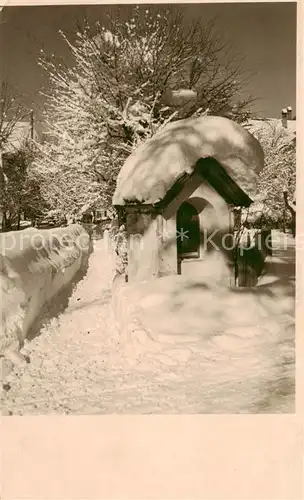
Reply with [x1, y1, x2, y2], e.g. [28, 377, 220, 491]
[283, 189, 296, 237]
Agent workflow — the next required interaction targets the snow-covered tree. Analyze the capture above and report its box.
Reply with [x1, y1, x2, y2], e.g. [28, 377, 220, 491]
[34, 5, 256, 218]
[244, 120, 296, 228]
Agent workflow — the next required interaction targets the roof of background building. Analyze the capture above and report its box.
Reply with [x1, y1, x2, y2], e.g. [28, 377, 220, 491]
[243, 118, 296, 147]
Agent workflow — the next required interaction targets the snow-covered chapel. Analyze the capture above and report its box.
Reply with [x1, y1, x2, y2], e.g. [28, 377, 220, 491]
[112, 115, 264, 285]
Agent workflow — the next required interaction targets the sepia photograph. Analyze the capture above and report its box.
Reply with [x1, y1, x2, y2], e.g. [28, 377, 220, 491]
[0, 2, 296, 415]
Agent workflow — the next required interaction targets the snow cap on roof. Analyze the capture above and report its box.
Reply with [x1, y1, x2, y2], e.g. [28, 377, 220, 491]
[113, 115, 264, 206]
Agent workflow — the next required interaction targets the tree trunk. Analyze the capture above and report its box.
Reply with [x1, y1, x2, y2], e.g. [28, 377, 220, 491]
[1, 212, 5, 231]
[2, 212, 8, 231]
[17, 210, 21, 230]
[282, 206, 286, 233]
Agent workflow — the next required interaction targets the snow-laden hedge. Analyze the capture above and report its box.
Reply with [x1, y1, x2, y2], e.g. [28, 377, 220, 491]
[0, 224, 91, 365]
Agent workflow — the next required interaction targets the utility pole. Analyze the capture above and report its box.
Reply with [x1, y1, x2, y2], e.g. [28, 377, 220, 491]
[30, 110, 34, 139]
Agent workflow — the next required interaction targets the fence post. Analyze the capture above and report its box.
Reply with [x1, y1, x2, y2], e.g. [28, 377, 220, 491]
[261, 228, 272, 256]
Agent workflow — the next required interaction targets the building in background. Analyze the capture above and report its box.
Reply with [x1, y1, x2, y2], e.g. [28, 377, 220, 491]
[243, 106, 296, 148]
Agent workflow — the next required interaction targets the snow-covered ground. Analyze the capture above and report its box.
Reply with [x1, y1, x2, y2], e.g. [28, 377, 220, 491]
[1, 233, 295, 414]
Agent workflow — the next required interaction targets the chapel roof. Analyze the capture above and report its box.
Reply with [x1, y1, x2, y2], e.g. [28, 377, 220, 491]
[113, 115, 264, 207]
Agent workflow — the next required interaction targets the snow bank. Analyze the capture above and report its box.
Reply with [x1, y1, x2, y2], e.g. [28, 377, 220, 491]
[113, 115, 264, 205]
[0, 224, 91, 366]
[111, 275, 158, 361]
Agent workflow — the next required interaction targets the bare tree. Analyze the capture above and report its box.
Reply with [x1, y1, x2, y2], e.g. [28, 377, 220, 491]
[0, 81, 32, 230]
[0, 81, 30, 148]
[75, 6, 256, 123]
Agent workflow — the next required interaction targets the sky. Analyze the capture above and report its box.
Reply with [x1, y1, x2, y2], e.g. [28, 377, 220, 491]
[0, 2, 297, 125]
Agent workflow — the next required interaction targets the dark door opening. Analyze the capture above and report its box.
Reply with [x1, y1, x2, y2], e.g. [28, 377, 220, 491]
[176, 201, 200, 260]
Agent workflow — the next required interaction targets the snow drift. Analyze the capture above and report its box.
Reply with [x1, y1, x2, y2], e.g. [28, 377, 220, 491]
[0, 224, 91, 363]
[111, 272, 295, 413]
[113, 116, 264, 206]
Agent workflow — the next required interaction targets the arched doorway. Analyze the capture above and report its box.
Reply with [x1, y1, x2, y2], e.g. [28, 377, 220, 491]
[176, 201, 200, 262]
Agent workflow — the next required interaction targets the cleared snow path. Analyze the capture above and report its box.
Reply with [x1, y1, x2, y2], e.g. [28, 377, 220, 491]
[1, 235, 295, 415]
